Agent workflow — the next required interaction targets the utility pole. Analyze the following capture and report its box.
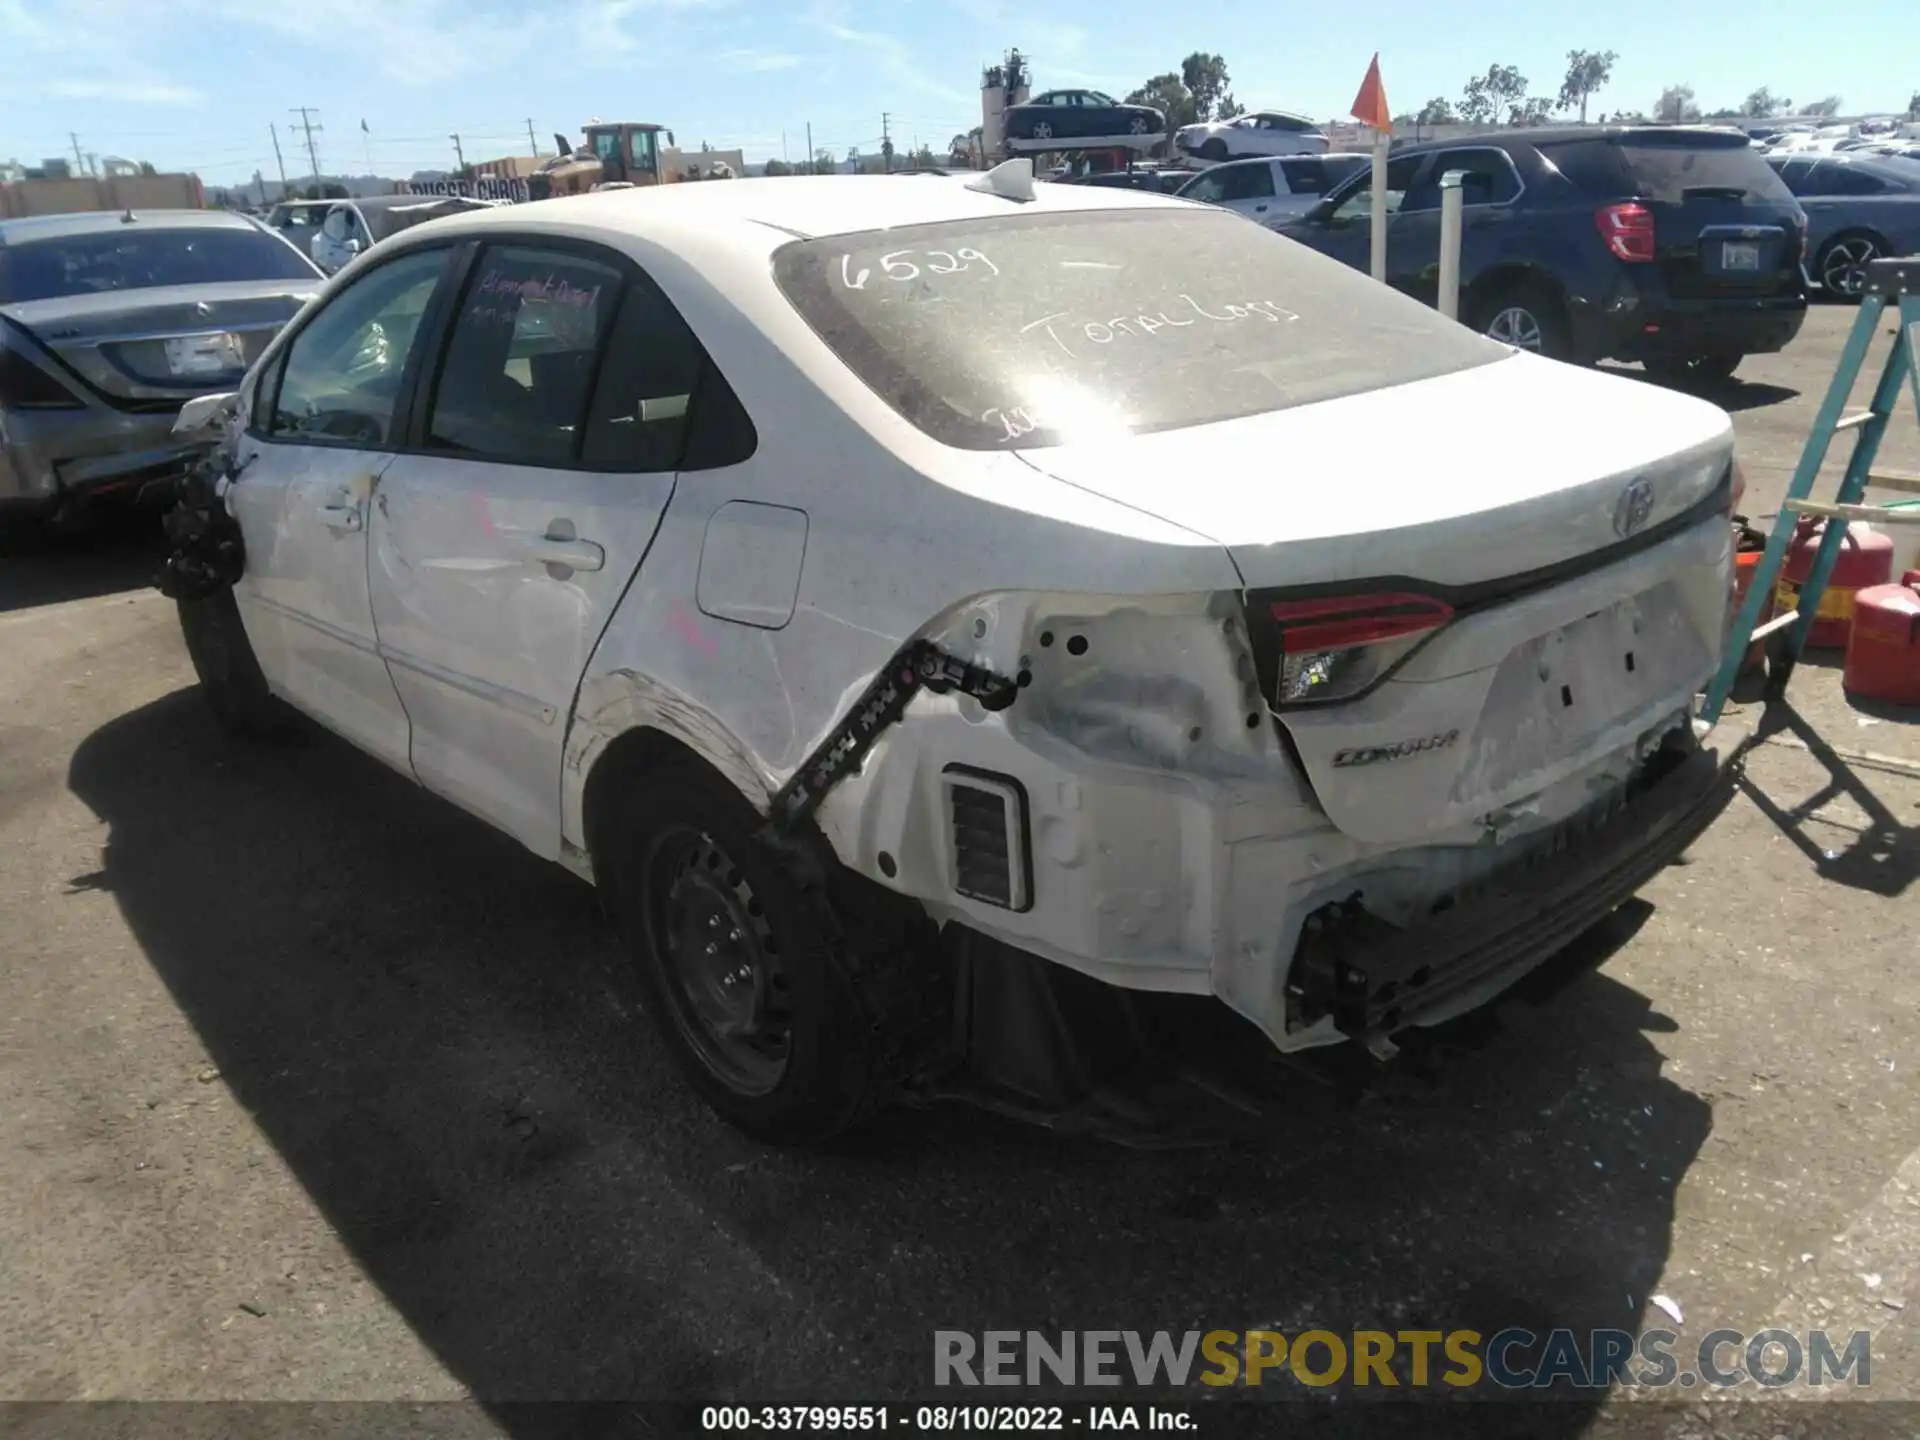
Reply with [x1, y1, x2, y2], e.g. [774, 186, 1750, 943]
[881, 112, 893, 172]
[806, 121, 813, 173]
[269, 124, 289, 194]
[526, 119, 540, 158]
[451, 133, 467, 172]
[69, 133, 84, 173]
[782, 130, 788, 167]
[289, 107, 323, 186]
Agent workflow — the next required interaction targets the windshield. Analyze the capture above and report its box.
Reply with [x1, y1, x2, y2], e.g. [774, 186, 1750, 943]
[0, 227, 316, 304]
[773, 209, 1506, 451]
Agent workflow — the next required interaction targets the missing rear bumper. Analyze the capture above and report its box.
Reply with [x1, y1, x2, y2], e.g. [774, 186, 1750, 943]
[1289, 733, 1737, 1046]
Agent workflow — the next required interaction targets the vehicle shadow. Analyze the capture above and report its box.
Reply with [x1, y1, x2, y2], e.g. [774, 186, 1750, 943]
[66, 690, 1712, 1427]
[1593, 364, 1800, 414]
[0, 513, 162, 616]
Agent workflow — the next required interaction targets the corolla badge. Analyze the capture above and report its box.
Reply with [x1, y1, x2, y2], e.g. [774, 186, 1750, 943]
[1613, 476, 1656, 539]
[194, 301, 214, 318]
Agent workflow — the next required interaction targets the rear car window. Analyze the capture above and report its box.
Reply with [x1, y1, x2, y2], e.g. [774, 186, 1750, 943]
[1612, 136, 1795, 204]
[772, 208, 1507, 451]
[0, 227, 317, 303]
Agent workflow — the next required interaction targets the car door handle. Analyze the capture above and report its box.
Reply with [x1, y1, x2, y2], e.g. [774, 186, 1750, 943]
[318, 503, 362, 533]
[511, 534, 605, 572]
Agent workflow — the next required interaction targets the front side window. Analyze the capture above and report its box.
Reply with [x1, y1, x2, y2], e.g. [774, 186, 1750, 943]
[592, 132, 619, 162]
[425, 245, 621, 468]
[1177, 170, 1227, 204]
[267, 246, 449, 446]
[1221, 164, 1275, 202]
[772, 208, 1506, 451]
[1328, 156, 1422, 221]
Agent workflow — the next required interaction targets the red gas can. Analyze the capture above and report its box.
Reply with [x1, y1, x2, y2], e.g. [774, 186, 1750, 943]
[1773, 518, 1895, 649]
[1844, 578, 1920, 706]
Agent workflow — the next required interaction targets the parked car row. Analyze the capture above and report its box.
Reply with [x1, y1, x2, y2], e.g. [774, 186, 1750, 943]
[1264, 125, 1811, 381]
[0, 209, 323, 527]
[1762, 151, 1920, 298]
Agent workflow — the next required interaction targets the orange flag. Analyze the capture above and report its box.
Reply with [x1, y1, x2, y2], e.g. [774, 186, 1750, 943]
[1350, 53, 1391, 132]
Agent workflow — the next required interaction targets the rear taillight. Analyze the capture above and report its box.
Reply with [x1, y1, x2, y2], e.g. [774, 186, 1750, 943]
[1595, 202, 1656, 263]
[0, 348, 85, 411]
[1265, 592, 1455, 706]
[1793, 207, 1809, 256]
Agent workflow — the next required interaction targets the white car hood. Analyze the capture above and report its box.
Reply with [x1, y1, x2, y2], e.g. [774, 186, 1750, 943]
[1013, 351, 1736, 590]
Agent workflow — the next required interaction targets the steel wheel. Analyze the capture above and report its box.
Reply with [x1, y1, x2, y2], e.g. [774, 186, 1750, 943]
[644, 825, 791, 1097]
[1819, 235, 1879, 299]
[1485, 305, 1544, 352]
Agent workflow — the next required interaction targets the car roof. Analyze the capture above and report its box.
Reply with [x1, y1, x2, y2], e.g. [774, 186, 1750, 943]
[394, 171, 1195, 251]
[1393, 124, 1758, 157]
[0, 208, 263, 246]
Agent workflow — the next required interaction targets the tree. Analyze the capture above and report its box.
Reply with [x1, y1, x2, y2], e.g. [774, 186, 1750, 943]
[1741, 87, 1791, 118]
[811, 148, 835, 175]
[1907, 90, 1919, 119]
[1806, 95, 1843, 118]
[1180, 53, 1232, 121]
[762, 158, 793, 176]
[909, 144, 936, 170]
[1124, 52, 1240, 134]
[1654, 84, 1701, 123]
[1416, 96, 1456, 125]
[1510, 96, 1555, 126]
[1557, 49, 1617, 123]
[1461, 64, 1527, 125]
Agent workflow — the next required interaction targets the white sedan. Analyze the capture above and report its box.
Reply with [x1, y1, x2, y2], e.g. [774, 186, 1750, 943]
[165, 162, 1748, 1144]
[1174, 110, 1330, 162]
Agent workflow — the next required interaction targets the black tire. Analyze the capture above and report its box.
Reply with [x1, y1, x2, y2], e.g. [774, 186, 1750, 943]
[1200, 138, 1229, 162]
[1644, 353, 1742, 387]
[596, 764, 913, 1144]
[176, 589, 284, 739]
[1469, 281, 1571, 362]
[1814, 231, 1884, 302]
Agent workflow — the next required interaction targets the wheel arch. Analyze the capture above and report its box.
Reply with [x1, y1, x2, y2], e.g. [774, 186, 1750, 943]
[566, 673, 776, 884]
[1463, 261, 1570, 321]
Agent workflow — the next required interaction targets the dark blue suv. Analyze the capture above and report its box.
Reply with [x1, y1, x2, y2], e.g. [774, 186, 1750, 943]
[1279, 126, 1808, 383]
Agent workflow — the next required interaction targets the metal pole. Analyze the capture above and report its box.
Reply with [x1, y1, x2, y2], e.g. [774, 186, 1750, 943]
[527, 119, 540, 157]
[270, 124, 288, 193]
[806, 121, 814, 172]
[1368, 128, 1389, 282]
[1437, 169, 1465, 320]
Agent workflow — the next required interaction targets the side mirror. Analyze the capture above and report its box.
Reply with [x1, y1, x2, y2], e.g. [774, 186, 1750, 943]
[172, 391, 239, 440]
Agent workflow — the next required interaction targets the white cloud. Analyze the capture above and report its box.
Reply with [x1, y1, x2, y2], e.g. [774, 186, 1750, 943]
[720, 47, 804, 73]
[44, 78, 203, 105]
[804, 0, 973, 107]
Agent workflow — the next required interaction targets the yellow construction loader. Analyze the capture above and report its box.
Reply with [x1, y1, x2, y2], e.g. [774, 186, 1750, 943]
[531, 122, 678, 199]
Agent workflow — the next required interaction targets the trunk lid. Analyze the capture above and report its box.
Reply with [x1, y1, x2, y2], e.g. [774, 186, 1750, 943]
[1, 281, 315, 407]
[1014, 353, 1737, 843]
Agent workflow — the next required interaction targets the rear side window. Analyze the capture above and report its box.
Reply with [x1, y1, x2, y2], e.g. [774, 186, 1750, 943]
[772, 208, 1506, 451]
[1812, 164, 1894, 197]
[1537, 139, 1631, 196]
[425, 245, 621, 467]
[1279, 159, 1329, 194]
[1612, 137, 1795, 204]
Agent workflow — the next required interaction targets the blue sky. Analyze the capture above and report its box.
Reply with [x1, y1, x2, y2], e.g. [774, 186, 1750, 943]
[2, 0, 1914, 187]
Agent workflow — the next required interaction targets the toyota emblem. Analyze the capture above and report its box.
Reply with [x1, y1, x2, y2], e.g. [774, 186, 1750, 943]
[1613, 477, 1656, 538]
[194, 301, 214, 318]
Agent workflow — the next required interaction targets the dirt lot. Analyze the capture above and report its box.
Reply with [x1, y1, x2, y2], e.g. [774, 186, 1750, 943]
[2, 304, 1918, 1433]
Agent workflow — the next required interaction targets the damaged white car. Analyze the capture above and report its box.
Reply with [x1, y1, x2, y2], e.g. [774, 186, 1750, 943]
[163, 163, 1747, 1144]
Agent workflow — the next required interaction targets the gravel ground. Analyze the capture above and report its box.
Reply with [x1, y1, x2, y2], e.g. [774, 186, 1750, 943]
[1, 303, 1917, 1435]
